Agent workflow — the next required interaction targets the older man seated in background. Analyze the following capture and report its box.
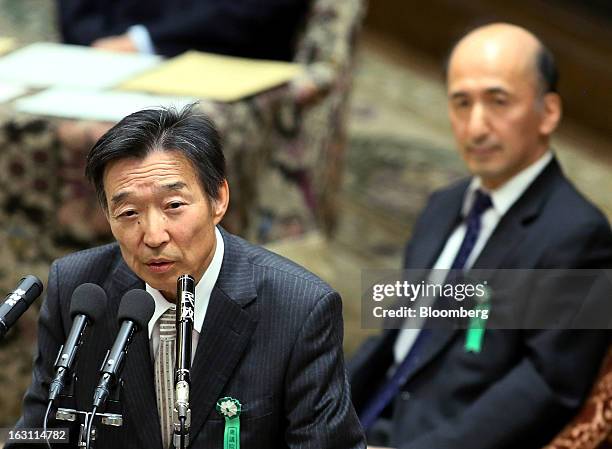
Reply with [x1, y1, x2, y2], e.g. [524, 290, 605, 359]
[349, 23, 612, 449]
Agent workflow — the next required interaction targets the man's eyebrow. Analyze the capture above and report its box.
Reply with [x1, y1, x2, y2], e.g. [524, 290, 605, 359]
[450, 87, 509, 100]
[110, 182, 188, 206]
[450, 91, 469, 100]
[110, 191, 130, 206]
[484, 87, 510, 96]
[161, 181, 187, 192]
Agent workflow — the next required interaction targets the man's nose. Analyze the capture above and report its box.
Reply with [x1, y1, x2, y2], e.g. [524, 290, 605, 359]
[141, 212, 170, 248]
[467, 103, 490, 142]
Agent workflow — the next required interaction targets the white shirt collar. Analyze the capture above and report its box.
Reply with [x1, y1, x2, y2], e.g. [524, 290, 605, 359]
[146, 226, 225, 338]
[463, 151, 553, 217]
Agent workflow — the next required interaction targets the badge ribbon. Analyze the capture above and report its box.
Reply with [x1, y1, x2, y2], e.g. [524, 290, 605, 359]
[464, 282, 492, 353]
[464, 302, 489, 353]
[216, 397, 241, 449]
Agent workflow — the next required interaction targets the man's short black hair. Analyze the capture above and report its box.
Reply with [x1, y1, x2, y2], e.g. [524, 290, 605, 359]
[85, 103, 226, 209]
[535, 44, 559, 94]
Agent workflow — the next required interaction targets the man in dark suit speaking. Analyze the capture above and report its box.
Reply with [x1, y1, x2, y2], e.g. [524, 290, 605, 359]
[350, 23, 612, 449]
[8, 105, 365, 448]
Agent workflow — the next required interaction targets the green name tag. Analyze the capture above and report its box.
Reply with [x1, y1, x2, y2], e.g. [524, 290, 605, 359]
[216, 397, 242, 449]
[464, 303, 489, 353]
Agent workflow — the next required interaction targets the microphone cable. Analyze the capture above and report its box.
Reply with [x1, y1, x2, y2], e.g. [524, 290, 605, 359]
[180, 415, 186, 449]
[43, 400, 53, 449]
[86, 406, 97, 449]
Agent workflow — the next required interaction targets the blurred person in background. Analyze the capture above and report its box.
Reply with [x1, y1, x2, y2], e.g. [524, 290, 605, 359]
[57, 0, 310, 59]
[349, 23, 612, 449]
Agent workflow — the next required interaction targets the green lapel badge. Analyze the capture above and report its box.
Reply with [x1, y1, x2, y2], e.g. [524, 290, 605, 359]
[464, 283, 492, 353]
[216, 397, 242, 449]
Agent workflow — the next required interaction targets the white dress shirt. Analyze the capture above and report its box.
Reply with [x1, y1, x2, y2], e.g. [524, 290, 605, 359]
[393, 151, 554, 364]
[147, 226, 224, 361]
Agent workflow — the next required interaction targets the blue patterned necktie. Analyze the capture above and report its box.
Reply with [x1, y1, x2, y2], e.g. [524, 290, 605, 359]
[450, 189, 493, 270]
[359, 189, 493, 431]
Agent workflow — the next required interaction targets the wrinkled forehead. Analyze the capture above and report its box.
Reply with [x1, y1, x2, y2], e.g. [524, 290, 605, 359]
[103, 151, 199, 197]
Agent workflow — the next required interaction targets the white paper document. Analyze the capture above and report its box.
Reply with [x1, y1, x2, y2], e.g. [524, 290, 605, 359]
[15, 88, 198, 122]
[0, 42, 161, 90]
[0, 82, 27, 103]
[120, 50, 304, 102]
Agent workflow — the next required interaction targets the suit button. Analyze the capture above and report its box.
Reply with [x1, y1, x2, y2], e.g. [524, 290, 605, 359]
[401, 391, 411, 401]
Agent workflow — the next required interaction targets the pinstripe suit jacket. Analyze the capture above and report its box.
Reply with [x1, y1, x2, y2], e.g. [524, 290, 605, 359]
[11, 228, 365, 448]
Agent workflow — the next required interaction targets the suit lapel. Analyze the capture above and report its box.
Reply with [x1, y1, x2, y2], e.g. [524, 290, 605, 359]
[473, 158, 560, 270]
[102, 255, 162, 449]
[189, 230, 259, 442]
[404, 158, 561, 382]
[405, 328, 457, 382]
[401, 182, 467, 379]
[405, 181, 466, 269]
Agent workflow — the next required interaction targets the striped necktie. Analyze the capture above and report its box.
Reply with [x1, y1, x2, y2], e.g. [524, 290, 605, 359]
[155, 306, 176, 449]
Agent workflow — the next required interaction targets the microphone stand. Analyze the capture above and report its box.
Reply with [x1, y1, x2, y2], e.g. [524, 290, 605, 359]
[53, 339, 126, 449]
[173, 275, 195, 449]
[54, 378, 124, 449]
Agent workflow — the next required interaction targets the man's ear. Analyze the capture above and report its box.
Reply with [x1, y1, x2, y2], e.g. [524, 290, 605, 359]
[540, 92, 562, 136]
[212, 179, 229, 225]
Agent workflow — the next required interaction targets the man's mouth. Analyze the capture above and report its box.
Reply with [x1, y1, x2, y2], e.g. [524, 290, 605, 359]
[146, 259, 175, 274]
[467, 145, 500, 157]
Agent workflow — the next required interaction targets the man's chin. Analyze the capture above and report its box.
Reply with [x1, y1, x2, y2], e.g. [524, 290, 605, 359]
[138, 269, 177, 294]
[462, 157, 500, 182]
[467, 159, 503, 178]
[473, 169, 509, 190]
[147, 280, 177, 301]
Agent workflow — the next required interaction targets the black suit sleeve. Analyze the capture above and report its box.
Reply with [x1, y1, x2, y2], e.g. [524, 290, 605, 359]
[146, 0, 309, 58]
[57, 0, 310, 59]
[284, 291, 365, 448]
[57, 0, 117, 46]
[7, 262, 79, 449]
[400, 331, 607, 449]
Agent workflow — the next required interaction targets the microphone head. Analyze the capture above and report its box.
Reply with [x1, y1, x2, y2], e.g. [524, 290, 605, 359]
[70, 283, 108, 322]
[17, 275, 44, 306]
[117, 289, 155, 331]
[0, 275, 44, 338]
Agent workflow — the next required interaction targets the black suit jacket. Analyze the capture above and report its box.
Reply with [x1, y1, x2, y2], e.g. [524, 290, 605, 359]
[10, 229, 365, 448]
[350, 158, 612, 449]
[57, 0, 310, 58]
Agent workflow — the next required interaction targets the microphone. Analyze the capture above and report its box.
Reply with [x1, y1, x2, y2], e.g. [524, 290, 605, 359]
[92, 289, 154, 410]
[174, 275, 195, 448]
[48, 283, 107, 402]
[0, 275, 43, 339]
